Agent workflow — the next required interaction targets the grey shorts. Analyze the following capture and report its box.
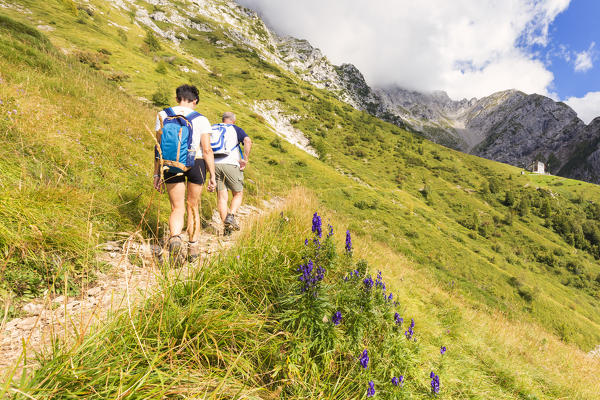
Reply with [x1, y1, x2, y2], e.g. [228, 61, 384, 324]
[215, 163, 243, 192]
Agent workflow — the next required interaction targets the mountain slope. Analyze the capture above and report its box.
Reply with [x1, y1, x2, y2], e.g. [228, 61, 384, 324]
[202, 6, 600, 184]
[0, 1, 599, 397]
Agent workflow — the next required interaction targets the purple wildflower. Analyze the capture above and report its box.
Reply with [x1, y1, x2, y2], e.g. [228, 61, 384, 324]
[440, 346, 447, 355]
[363, 275, 374, 290]
[394, 312, 403, 326]
[405, 318, 415, 340]
[311, 212, 322, 238]
[375, 271, 383, 287]
[313, 237, 321, 249]
[297, 259, 325, 293]
[391, 376, 399, 386]
[332, 311, 342, 326]
[345, 230, 352, 253]
[430, 372, 440, 394]
[359, 349, 369, 369]
[304, 238, 308, 246]
[399, 375, 404, 386]
[388, 293, 393, 301]
[367, 381, 375, 397]
[327, 224, 333, 237]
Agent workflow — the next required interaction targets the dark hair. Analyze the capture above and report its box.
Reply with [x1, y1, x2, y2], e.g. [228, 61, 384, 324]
[175, 84, 199, 103]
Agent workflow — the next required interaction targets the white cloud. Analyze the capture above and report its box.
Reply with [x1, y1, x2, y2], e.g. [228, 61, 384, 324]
[565, 92, 600, 123]
[573, 42, 595, 72]
[238, 0, 570, 100]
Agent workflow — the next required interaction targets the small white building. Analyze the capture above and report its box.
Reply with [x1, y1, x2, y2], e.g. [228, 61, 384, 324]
[528, 160, 546, 174]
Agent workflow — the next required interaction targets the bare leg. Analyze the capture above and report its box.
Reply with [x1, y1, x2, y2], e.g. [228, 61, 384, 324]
[166, 182, 186, 237]
[186, 182, 203, 242]
[217, 188, 229, 222]
[229, 190, 243, 215]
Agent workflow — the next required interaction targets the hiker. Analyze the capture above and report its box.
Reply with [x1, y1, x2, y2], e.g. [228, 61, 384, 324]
[153, 84, 216, 261]
[211, 111, 252, 233]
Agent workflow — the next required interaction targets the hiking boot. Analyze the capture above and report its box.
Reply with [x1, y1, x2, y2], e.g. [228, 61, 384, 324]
[187, 241, 200, 262]
[224, 213, 240, 231]
[168, 235, 183, 263]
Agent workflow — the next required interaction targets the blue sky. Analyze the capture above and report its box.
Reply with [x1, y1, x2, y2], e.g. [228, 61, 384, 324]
[541, 0, 599, 99]
[240, 0, 600, 123]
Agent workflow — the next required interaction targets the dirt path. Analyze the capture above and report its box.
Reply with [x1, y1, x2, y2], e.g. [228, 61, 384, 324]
[0, 197, 283, 382]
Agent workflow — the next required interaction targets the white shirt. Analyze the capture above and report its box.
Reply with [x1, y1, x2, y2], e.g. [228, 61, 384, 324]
[155, 106, 212, 156]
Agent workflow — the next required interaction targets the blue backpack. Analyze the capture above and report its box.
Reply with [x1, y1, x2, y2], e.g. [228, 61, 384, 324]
[157, 108, 202, 174]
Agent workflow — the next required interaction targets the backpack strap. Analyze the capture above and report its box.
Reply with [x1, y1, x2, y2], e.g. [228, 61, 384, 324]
[164, 107, 176, 117]
[186, 111, 202, 121]
[233, 143, 243, 159]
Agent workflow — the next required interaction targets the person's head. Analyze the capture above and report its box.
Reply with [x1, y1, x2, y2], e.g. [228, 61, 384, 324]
[222, 111, 236, 124]
[175, 84, 199, 107]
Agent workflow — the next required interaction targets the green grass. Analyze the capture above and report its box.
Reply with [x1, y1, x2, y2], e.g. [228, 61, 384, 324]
[8, 195, 599, 399]
[0, 2, 599, 397]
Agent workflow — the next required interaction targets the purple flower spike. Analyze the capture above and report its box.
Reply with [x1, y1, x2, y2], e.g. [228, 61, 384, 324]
[345, 230, 352, 253]
[367, 381, 375, 397]
[394, 312, 403, 326]
[332, 311, 342, 326]
[440, 346, 447, 355]
[360, 349, 369, 369]
[430, 372, 440, 394]
[405, 318, 415, 340]
[311, 212, 322, 238]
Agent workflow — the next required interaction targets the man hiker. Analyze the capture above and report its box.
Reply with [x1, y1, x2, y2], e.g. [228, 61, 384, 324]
[211, 111, 252, 234]
[153, 84, 216, 261]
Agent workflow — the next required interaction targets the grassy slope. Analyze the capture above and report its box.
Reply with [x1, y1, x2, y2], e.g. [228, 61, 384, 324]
[10, 192, 600, 399]
[0, 0, 598, 397]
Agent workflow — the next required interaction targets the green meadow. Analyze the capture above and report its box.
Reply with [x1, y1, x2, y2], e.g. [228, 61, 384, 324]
[0, 0, 598, 398]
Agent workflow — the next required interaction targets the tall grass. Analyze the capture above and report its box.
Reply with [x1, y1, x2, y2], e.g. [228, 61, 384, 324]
[8, 190, 599, 399]
[1, 2, 600, 350]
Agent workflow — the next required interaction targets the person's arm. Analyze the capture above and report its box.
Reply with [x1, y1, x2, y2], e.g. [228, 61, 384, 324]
[239, 136, 252, 171]
[200, 133, 216, 191]
[234, 125, 251, 171]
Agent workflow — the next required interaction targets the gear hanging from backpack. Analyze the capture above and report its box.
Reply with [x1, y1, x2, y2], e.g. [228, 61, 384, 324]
[157, 107, 203, 174]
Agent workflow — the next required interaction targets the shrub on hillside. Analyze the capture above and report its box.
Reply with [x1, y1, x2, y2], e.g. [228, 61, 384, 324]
[270, 137, 287, 153]
[143, 30, 162, 52]
[504, 190, 516, 207]
[151, 81, 171, 107]
[488, 177, 502, 194]
[155, 61, 168, 74]
[517, 196, 530, 217]
[106, 71, 130, 83]
[75, 50, 109, 70]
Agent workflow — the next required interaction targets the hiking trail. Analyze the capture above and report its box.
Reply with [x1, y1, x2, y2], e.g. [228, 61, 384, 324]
[0, 197, 283, 381]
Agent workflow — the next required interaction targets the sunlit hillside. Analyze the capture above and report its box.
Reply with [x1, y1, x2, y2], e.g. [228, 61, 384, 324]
[0, 0, 599, 398]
